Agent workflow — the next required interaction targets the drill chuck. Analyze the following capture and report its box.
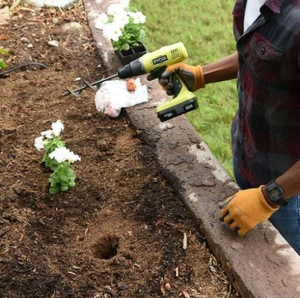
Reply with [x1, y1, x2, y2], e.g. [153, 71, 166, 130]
[118, 59, 146, 79]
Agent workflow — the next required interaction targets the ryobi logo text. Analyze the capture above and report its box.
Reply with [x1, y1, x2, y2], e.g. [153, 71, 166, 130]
[152, 55, 168, 65]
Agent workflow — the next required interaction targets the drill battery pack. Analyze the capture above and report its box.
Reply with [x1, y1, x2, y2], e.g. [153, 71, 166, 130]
[157, 98, 198, 122]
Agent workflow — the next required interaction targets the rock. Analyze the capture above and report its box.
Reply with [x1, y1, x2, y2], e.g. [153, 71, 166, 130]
[61, 22, 83, 33]
[52, 17, 60, 24]
[0, 6, 10, 26]
[117, 283, 128, 291]
[48, 40, 59, 47]
[20, 37, 30, 43]
[24, 0, 79, 9]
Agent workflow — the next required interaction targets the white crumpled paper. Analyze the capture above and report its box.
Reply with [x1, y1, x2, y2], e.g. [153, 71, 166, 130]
[94, 78, 148, 118]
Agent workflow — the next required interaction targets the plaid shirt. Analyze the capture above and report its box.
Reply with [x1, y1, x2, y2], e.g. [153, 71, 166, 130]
[232, 0, 300, 186]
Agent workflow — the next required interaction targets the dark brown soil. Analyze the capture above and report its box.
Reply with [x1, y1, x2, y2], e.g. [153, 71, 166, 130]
[0, 1, 240, 297]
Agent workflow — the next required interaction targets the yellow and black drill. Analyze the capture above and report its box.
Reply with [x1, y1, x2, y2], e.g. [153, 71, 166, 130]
[117, 42, 198, 122]
[63, 42, 198, 122]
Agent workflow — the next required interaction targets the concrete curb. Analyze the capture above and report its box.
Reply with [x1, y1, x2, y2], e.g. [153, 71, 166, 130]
[83, 1, 300, 297]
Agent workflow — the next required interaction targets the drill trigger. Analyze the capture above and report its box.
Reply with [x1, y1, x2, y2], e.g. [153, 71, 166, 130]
[147, 66, 167, 81]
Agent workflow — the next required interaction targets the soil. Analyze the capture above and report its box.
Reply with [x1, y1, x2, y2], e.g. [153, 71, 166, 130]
[0, 1, 240, 297]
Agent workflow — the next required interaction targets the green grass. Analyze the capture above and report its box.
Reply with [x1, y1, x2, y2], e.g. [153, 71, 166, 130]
[132, 0, 237, 177]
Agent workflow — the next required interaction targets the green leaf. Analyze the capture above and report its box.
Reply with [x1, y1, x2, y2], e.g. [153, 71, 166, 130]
[43, 156, 60, 171]
[139, 29, 146, 41]
[69, 181, 76, 186]
[48, 162, 78, 194]
[61, 185, 69, 191]
[49, 185, 61, 194]
[0, 48, 8, 69]
[121, 43, 130, 51]
[0, 48, 8, 55]
[0, 59, 7, 69]
[60, 174, 69, 182]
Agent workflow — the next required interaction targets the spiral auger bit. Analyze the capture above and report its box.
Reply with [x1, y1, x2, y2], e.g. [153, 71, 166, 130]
[61, 73, 118, 97]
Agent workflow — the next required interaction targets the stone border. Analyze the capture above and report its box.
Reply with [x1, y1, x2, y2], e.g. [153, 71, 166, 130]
[83, 1, 300, 297]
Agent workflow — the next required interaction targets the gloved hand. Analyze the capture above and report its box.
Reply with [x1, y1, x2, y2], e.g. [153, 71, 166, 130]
[158, 63, 205, 95]
[219, 186, 279, 236]
[147, 63, 205, 95]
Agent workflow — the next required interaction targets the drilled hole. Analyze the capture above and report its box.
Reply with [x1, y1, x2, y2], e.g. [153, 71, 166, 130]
[92, 235, 119, 259]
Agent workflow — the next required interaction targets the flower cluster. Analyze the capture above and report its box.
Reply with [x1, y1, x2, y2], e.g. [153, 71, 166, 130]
[95, 0, 146, 51]
[34, 120, 81, 194]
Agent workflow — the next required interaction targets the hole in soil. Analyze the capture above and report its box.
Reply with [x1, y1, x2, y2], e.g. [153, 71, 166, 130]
[92, 234, 119, 259]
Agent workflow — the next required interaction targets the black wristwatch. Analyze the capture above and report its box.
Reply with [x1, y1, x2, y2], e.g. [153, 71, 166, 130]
[266, 180, 289, 206]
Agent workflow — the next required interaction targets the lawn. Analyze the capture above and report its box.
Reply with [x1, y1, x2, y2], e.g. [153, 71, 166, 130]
[132, 0, 238, 177]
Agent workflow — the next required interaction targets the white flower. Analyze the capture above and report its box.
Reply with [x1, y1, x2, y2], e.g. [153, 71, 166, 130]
[103, 23, 122, 41]
[34, 136, 47, 151]
[115, 11, 130, 28]
[107, 4, 124, 16]
[95, 3, 146, 51]
[41, 129, 53, 139]
[129, 11, 146, 24]
[49, 147, 81, 163]
[95, 13, 109, 30]
[51, 120, 64, 136]
[120, 0, 130, 8]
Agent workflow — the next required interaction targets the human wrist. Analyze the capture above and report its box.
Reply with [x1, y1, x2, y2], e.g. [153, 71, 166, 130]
[195, 65, 205, 89]
[261, 185, 280, 209]
[274, 160, 300, 199]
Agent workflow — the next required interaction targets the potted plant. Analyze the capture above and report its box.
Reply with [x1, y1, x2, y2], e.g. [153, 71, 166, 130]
[95, 0, 147, 65]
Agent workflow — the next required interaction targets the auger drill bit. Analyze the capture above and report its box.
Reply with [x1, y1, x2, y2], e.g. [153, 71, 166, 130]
[61, 73, 118, 97]
[0, 62, 48, 77]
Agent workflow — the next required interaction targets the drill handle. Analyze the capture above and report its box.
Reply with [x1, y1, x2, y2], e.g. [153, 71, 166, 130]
[169, 73, 183, 98]
[156, 72, 198, 122]
[146, 66, 183, 99]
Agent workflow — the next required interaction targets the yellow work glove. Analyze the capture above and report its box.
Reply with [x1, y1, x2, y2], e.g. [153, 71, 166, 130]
[159, 63, 205, 95]
[219, 186, 279, 236]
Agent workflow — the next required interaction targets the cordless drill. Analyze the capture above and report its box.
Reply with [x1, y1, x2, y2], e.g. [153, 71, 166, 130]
[63, 42, 198, 122]
[117, 42, 198, 122]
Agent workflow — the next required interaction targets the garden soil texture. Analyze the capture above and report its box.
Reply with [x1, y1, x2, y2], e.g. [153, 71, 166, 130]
[0, 1, 237, 297]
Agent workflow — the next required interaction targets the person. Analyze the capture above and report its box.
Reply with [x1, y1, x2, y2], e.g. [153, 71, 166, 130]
[156, 0, 300, 254]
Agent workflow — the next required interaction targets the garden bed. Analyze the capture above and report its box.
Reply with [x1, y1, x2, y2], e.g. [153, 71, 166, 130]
[0, 1, 238, 297]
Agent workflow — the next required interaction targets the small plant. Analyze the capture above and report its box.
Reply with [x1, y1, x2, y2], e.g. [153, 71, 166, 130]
[48, 147, 80, 194]
[95, 0, 146, 51]
[34, 120, 81, 194]
[0, 47, 8, 69]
